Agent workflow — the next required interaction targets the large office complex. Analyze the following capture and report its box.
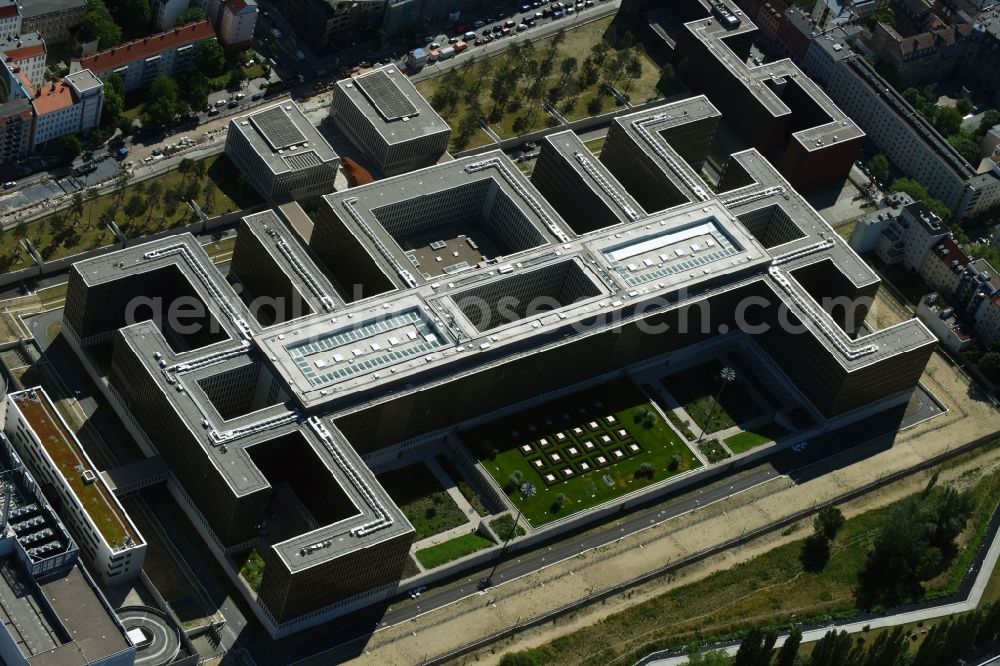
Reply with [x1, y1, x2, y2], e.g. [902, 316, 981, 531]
[622, 0, 863, 190]
[58, 91, 936, 637]
[330, 64, 451, 177]
[225, 101, 340, 202]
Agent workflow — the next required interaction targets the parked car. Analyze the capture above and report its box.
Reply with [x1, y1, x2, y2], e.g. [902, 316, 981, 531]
[516, 22, 527, 31]
[3, 181, 15, 189]
[215, 99, 227, 107]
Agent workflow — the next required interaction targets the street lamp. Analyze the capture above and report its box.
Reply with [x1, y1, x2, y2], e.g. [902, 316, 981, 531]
[483, 481, 536, 587]
[698, 366, 735, 443]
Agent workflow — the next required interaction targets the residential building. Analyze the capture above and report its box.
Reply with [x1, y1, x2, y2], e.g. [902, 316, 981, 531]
[20, 0, 85, 44]
[0, 57, 33, 163]
[330, 64, 450, 177]
[152, 0, 194, 30]
[282, 0, 385, 51]
[3, 388, 146, 584]
[0, 0, 21, 42]
[30, 69, 103, 148]
[70, 20, 217, 93]
[217, 0, 257, 48]
[920, 235, 970, 294]
[981, 123, 1000, 159]
[850, 198, 947, 271]
[0, 31, 45, 87]
[225, 101, 340, 202]
[917, 292, 975, 352]
[0, 429, 137, 666]
[824, 54, 1000, 218]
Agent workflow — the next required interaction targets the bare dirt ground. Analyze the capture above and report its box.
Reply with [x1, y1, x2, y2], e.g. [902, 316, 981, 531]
[348, 341, 1000, 665]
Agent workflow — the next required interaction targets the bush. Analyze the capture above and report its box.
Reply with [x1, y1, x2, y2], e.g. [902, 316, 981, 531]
[638, 461, 655, 478]
[668, 454, 681, 471]
[552, 493, 567, 512]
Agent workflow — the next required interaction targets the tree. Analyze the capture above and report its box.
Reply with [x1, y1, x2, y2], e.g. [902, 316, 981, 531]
[888, 177, 951, 220]
[195, 40, 226, 77]
[145, 181, 163, 222]
[58, 134, 83, 162]
[12, 221, 27, 241]
[856, 486, 974, 608]
[956, 97, 974, 116]
[808, 630, 853, 666]
[587, 95, 603, 115]
[177, 6, 206, 23]
[84, 187, 100, 227]
[868, 154, 889, 184]
[101, 74, 125, 129]
[774, 627, 802, 666]
[107, 0, 151, 40]
[85, 0, 122, 49]
[229, 68, 247, 89]
[123, 193, 147, 226]
[978, 109, 1000, 136]
[70, 191, 86, 228]
[180, 73, 210, 112]
[734, 627, 777, 666]
[934, 106, 963, 137]
[949, 133, 981, 165]
[142, 75, 180, 128]
[552, 493, 566, 511]
[814, 506, 845, 541]
[669, 454, 681, 471]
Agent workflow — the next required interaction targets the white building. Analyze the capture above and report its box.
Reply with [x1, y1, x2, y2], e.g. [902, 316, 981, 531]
[0, 0, 22, 41]
[0, 31, 46, 87]
[217, 0, 257, 48]
[920, 236, 969, 296]
[3, 388, 146, 585]
[31, 69, 103, 148]
[916, 293, 975, 353]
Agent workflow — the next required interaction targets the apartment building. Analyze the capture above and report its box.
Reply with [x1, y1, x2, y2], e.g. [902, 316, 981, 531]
[282, 0, 385, 50]
[0, 0, 21, 41]
[31, 69, 103, 148]
[0, 31, 45, 87]
[824, 54, 1000, 218]
[71, 20, 217, 92]
[20, 0, 85, 44]
[217, 0, 257, 48]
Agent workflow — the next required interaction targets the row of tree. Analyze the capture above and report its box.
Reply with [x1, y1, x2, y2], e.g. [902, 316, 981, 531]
[699, 597, 1000, 666]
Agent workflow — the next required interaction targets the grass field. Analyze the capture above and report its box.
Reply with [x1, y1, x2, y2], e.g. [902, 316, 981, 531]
[3, 155, 259, 271]
[464, 379, 700, 527]
[490, 514, 527, 541]
[415, 531, 495, 569]
[661, 361, 763, 434]
[416, 16, 666, 151]
[724, 423, 788, 455]
[239, 549, 265, 592]
[500, 454, 1000, 666]
[377, 462, 469, 541]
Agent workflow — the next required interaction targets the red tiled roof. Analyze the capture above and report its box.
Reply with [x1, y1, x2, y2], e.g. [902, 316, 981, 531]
[5, 43, 45, 60]
[0, 5, 17, 19]
[75, 20, 215, 74]
[32, 81, 74, 115]
[934, 236, 970, 268]
[228, 0, 249, 12]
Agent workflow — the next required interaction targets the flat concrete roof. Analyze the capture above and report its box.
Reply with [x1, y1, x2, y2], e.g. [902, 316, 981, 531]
[334, 64, 450, 145]
[229, 101, 339, 176]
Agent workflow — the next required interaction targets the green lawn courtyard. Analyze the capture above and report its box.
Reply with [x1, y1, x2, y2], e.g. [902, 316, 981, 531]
[660, 361, 764, 434]
[415, 531, 495, 569]
[376, 462, 469, 541]
[724, 422, 788, 455]
[462, 379, 700, 527]
[415, 16, 669, 152]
